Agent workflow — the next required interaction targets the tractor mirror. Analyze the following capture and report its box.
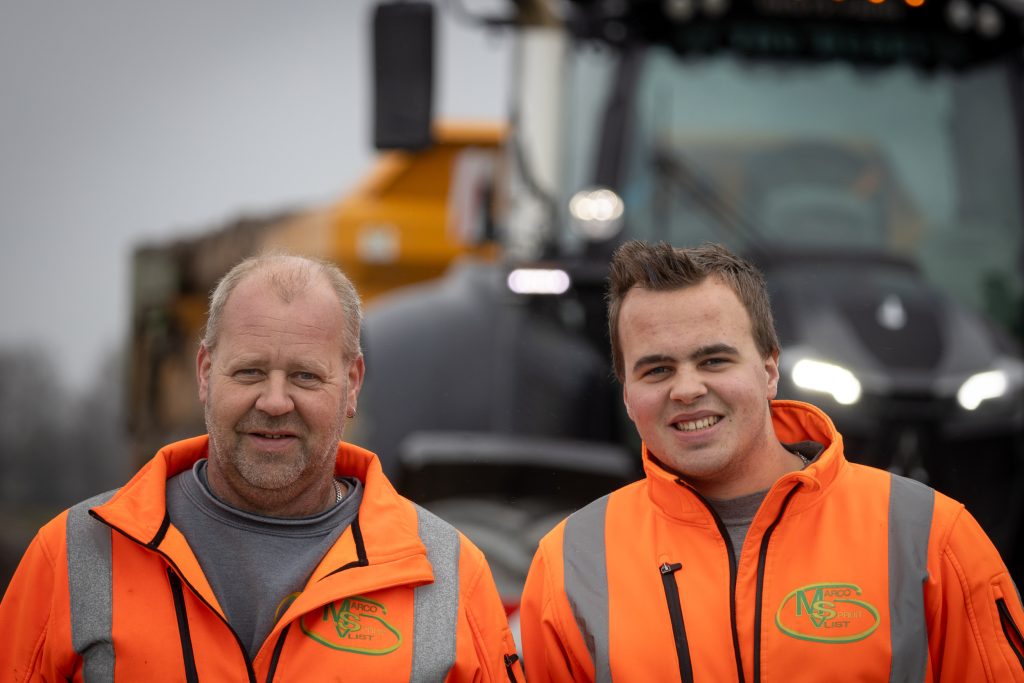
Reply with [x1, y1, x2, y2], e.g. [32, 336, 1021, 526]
[372, 1, 435, 150]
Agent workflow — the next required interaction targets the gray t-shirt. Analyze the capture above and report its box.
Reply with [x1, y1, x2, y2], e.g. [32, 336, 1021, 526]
[707, 488, 769, 564]
[166, 460, 362, 658]
[706, 441, 824, 563]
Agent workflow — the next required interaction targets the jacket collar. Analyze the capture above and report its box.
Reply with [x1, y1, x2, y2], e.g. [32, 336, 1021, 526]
[90, 435, 209, 547]
[89, 436, 433, 595]
[642, 400, 847, 523]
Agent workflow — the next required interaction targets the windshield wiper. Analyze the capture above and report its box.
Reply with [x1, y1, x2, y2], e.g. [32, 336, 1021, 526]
[650, 148, 769, 259]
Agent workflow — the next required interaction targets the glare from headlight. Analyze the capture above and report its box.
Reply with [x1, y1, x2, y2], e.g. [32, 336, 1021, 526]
[507, 268, 571, 295]
[792, 359, 862, 405]
[568, 188, 625, 240]
[957, 370, 1008, 410]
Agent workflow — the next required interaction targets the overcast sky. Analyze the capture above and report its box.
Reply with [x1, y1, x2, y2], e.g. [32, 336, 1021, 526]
[0, 0, 510, 391]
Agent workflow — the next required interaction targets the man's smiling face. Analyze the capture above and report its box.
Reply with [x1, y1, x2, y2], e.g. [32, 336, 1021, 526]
[619, 276, 782, 498]
[196, 268, 363, 514]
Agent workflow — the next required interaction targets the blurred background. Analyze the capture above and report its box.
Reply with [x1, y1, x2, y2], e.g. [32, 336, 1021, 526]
[4, 0, 1024, 621]
[0, 0, 509, 590]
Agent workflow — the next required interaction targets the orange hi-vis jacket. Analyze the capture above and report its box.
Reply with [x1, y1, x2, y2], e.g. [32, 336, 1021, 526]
[521, 400, 1024, 683]
[0, 436, 524, 683]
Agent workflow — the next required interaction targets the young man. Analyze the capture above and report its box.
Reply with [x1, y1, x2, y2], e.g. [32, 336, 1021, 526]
[521, 240, 1024, 682]
[1, 254, 523, 682]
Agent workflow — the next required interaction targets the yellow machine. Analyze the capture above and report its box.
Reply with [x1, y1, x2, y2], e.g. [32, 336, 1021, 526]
[127, 121, 503, 467]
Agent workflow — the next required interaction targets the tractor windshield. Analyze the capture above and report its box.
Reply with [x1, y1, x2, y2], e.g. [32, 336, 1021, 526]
[562, 44, 1024, 340]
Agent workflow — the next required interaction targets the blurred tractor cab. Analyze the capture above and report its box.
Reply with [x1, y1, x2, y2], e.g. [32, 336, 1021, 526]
[357, 0, 1024, 608]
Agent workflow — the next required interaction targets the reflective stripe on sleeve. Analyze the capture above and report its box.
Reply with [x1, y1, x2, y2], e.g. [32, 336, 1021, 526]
[411, 504, 461, 683]
[563, 494, 612, 683]
[67, 489, 118, 683]
[888, 474, 934, 683]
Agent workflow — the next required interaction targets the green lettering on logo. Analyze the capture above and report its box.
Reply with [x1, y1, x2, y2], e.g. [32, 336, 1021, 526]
[794, 587, 830, 627]
[776, 583, 880, 644]
[302, 595, 403, 655]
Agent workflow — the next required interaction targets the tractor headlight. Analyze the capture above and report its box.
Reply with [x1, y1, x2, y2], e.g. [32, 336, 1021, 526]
[957, 370, 1008, 410]
[954, 358, 1024, 411]
[792, 359, 863, 405]
[568, 187, 624, 241]
[506, 268, 571, 295]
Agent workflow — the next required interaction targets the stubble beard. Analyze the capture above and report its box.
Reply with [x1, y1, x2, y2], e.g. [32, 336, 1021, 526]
[205, 402, 341, 493]
[663, 442, 729, 481]
[657, 415, 738, 484]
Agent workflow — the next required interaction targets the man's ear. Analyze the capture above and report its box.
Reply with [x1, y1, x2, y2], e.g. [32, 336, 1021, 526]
[345, 354, 366, 415]
[197, 343, 212, 404]
[765, 348, 780, 400]
[622, 384, 635, 422]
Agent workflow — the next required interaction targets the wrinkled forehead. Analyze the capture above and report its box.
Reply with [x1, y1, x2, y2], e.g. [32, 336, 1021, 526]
[223, 274, 345, 338]
[241, 260, 322, 302]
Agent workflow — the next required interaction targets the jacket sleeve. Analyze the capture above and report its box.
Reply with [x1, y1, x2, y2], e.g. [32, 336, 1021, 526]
[927, 504, 1024, 682]
[520, 531, 592, 683]
[0, 519, 73, 683]
[452, 538, 525, 683]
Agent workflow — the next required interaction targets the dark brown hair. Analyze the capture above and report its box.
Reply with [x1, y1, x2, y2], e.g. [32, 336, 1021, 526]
[606, 240, 779, 381]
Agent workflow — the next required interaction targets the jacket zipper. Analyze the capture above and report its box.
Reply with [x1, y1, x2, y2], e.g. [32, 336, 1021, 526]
[504, 653, 521, 683]
[674, 478, 802, 683]
[164, 555, 374, 683]
[99, 517, 259, 682]
[659, 562, 695, 683]
[997, 597, 1024, 670]
[752, 487, 801, 683]
[675, 480, 745, 683]
[95, 513, 378, 682]
[162, 550, 376, 683]
[264, 624, 292, 683]
[168, 569, 201, 683]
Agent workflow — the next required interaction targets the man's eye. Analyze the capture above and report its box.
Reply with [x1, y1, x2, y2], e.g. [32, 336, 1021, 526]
[642, 366, 670, 378]
[702, 357, 728, 368]
[294, 372, 320, 383]
[235, 368, 262, 378]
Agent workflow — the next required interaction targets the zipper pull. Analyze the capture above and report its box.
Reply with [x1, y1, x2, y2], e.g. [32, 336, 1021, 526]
[504, 653, 522, 682]
[660, 562, 682, 575]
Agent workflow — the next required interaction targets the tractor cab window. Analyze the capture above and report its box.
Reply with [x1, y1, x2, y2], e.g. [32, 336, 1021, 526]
[562, 44, 1024, 340]
[628, 49, 1024, 339]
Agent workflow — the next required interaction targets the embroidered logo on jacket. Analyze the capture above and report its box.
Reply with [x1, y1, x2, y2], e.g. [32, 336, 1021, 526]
[775, 583, 880, 643]
[299, 595, 403, 655]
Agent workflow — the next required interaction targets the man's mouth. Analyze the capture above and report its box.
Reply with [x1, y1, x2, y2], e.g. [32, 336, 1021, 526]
[247, 431, 299, 442]
[673, 416, 721, 432]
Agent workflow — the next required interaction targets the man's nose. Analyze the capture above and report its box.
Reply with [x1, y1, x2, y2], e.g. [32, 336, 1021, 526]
[668, 370, 707, 404]
[255, 373, 295, 416]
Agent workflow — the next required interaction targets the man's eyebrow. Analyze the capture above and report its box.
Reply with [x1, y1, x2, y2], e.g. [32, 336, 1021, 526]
[225, 355, 264, 368]
[690, 343, 739, 360]
[631, 344, 740, 374]
[291, 360, 330, 375]
[632, 354, 676, 373]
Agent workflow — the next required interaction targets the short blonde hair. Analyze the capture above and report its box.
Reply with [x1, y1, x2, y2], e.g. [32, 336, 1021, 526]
[202, 252, 362, 360]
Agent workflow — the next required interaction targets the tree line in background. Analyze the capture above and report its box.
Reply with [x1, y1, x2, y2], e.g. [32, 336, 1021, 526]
[0, 346, 130, 594]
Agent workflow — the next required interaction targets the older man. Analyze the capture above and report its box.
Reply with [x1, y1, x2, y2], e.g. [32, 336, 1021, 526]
[521, 240, 1024, 683]
[1, 254, 523, 682]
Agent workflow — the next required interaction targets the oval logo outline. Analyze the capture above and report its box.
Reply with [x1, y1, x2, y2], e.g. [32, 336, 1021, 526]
[775, 582, 880, 644]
